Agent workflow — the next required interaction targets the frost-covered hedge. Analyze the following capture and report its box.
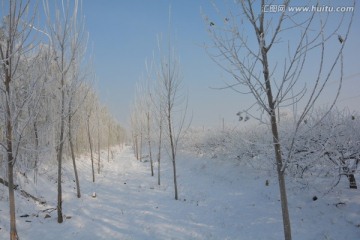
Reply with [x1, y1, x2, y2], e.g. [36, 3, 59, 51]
[181, 108, 360, 189]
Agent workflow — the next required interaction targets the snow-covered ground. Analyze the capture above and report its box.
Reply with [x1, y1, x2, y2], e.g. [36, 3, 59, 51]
[1, 145, 359, 239]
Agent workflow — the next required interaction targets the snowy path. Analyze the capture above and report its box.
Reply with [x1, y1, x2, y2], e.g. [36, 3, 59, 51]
[17, 146, 201, 240]
[13, 146, 279, 240]
[1, 146, 359, 239]
[12, 147, 232, 240]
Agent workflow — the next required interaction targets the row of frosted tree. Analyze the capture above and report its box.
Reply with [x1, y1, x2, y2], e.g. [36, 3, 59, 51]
[130, 34, 189, 201]
[0, 1, 125, 239]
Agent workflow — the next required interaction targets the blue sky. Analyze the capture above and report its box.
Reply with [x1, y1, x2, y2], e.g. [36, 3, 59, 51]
[82, 0, 231, 128]
[80, 0, 360, 128]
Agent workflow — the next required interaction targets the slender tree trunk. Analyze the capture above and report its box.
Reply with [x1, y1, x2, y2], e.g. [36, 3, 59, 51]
[147, 112, 154, 176]
[261, 43, 291, 240]
[5, 79, 19, 240]
[134, 133, 139, 160]
[75, 136, 80, 155]
[272, 117, 291, 240]
[57, 79, 66, 224]
[167, 112, 178, 200]
[97, 112, 101, 174]
[136, 134, 139, 160]
[139, 130, 143, 161]
[157, 117, 162, 186]
[33, 121, 39, 183]
[107, 120, 110, 162]
[28, 105, 39, 181]
[87, 116, 95, 182]
[56, 135, 64, 223]
[68, 109, 81, 198]
[8, 164, 18, 240]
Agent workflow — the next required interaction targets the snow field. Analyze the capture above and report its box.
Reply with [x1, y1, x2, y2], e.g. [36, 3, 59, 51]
[0, 145, 359, 239]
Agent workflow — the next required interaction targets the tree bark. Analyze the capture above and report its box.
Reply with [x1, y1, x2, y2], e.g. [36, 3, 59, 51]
[56, 73, 65, 224]
[6, 113, 18, 240]
[342, 160, 358, 189]
[157, 117, 162, 186]
[107, 120, 111, 162]
[33, 121, 39, 183]
[97, 112, 101, 174]
[168, 112, 178, 200]
[348, 174, 357, 189]
[8, 163, 18, 240]
[139, 130, 143, 161]
[134, 134, 137, 160]
[4, 67, 19, 240]
[68, 109, 81, 198]
[147, 112, 154, 176]
[87, 116, 95, 182]
[261, 38, 291, 240]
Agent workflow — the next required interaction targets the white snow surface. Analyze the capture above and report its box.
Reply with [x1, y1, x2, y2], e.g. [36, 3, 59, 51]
[1, 145, 360, 239]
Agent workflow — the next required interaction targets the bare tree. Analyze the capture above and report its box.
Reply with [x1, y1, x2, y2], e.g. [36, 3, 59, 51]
[146, 111, 154, 175]
[0, 1, 41, 238]
[97, 105, 101, 174]
[131, 40, 189, 197]
[87, 108, 95, 182]
[287, 108, 360, 190]
[139, 118, 144, 161]
[107, 117, 111, 162]
[68, 96, 81, 197]
[67, 71, 90, 198]
[138, 71, 156, 176]
[157, 40, 189, 200]
[156, 105, 163, 186]
[44, 0, 86, 223]
[67, 24, 89, 198]
[151, 68, 166, 186]
[104, 108, 120, 162]
[204, 0, 354, 239]
[130, 91, 146, 162]
[130, 111, 140, 160]
[84, 90, 96, 183]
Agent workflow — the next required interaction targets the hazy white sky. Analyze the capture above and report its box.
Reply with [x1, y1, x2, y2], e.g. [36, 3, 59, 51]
[80, 0, 359, 128]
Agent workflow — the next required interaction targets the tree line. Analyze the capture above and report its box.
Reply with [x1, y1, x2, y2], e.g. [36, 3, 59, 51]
[0, 1, 125, 239]
[130, 31, 190, 201]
